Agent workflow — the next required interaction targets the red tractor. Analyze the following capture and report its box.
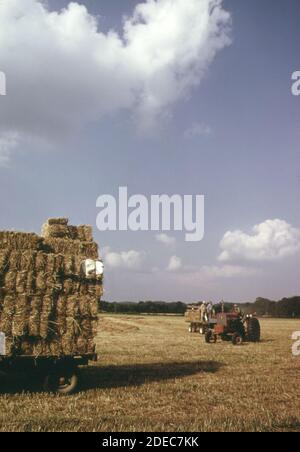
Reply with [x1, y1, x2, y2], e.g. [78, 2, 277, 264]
[205, 312, 261, 346]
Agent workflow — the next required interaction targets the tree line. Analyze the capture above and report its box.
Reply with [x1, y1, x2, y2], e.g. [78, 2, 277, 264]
[100, 297, 300, 318]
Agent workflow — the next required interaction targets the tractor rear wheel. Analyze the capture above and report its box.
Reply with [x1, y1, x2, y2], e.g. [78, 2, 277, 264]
[232, 333, 243, 346]
[247, 318, 261, 342]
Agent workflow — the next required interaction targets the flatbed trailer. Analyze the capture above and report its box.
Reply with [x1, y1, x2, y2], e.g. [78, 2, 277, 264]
[184, 305, 217, 335]
[0, 352, 97, 394]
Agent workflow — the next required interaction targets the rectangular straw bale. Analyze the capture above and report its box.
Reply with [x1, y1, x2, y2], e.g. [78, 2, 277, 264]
[54, 254, 64, 274]
[7, 251, 21, 271]
[28, 296, 42, 337]
[26, 271, 35, 293]
[0, 295, 15, 335]
[42, 223, 70, 239]
[16, 271, 28, 294]
[46, 254, 56, 273]
[0, 232, 42, 250]
[43, 238, 98, 259]
[0, 251, 9, 275]
[40, 296, 54, 339]
[89, 296, 99, 318]
[20, 251, 36, 272]
[64, 255, 74, 274]
[12, 295, 30, 337]
[77, 225, 93, 242]
[66, 296, 80, 318]
[47, 218, 69, 226]
[36, 272, 47, 293]
[79, 295, 90, 317]
[4, 271, 16, 293]
[35, 252, 47, 272]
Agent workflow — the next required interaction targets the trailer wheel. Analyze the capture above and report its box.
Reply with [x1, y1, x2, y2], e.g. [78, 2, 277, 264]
[43, 368, 79, 395]
[205, 331, 217, 344]
[232, 333, 243, 346]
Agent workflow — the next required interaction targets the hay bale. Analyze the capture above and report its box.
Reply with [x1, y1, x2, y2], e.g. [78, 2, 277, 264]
[64, 255, 74, 274]
[26, 271, 35, 293]
[0, 295, 15, 335]
[0, 251, 9, 275]
[36, 272, 47, 293]
[77, 225, 93, 242]
[16, 271, 28, 294]
[40, 296, 54, 339]
[0, 232, 42, 250]
[0, 219, 101, 359]
[66, 296, 80, 318]
[12, 295, 30, 337]
[47, 218, 69, 226]
[54, 254, 64, 274]
[45, 254, 56, 273]
[43, 238, 98, 259]
[4, 271, 16, 293]
[42, 223, 70, 239]
[20, 251, 36, 272]
[36, 252, 47, 272]
[8, 251, 21, 271]
[28, 296, 42, 336]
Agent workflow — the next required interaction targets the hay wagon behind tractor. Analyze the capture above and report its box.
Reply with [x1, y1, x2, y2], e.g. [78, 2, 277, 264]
[205, 312, 261, 346]
[0, 219, 104, 395]
[185, 305, 216, 335]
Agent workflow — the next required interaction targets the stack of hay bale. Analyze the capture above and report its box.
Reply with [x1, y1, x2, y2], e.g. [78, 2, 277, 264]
[0, 219, 103, 357]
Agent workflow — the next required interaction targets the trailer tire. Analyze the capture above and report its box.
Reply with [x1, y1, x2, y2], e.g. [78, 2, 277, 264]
[205, 331, 216, 344]
[43, 368, 79, 395]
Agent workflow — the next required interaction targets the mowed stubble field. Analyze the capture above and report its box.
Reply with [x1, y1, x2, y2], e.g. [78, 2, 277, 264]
[0, 315, 300, 432]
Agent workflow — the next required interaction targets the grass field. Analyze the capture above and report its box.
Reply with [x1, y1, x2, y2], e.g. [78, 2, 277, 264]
[1, 315, 300, 432]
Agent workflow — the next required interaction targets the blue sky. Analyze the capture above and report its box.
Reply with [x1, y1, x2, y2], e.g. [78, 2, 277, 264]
[0, 0, 300, 302]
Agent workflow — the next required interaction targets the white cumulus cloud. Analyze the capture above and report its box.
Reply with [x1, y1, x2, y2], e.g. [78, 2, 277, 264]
[156, 233, 176, 246]
[103, 247, 146, 271]
[167, 255, 182, 272]
[0, 132, 19, 166]
[218, 219, 300, 262]
[184, 122, 212, 139]
[0, 0, 231, 163]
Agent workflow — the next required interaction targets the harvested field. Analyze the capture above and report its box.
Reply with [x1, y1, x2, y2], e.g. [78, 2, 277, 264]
[0, 316, 300, 432]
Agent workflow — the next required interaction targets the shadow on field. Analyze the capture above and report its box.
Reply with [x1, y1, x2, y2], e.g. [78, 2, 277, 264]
[0, 361, 222, 395]
[81, 360, 223, 391]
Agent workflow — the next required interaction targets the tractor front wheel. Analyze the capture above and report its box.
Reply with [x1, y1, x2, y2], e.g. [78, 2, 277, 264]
[232, 333, 243, 346]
